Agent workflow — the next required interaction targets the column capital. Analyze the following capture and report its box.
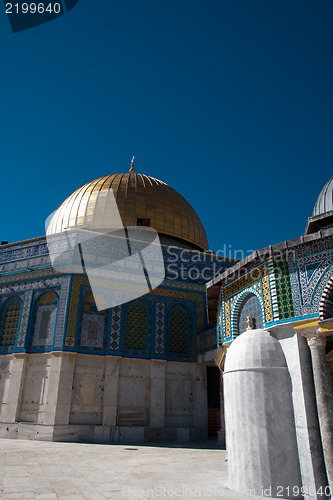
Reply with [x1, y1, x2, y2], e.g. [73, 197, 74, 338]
[307, 333, 326, 348]
[300, 329, 329, 348]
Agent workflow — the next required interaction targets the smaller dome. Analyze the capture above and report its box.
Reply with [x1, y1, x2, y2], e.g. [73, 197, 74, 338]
[305, 175, 333, 235]
[224, 329, 286, 372]
[313, 176, 333, 216]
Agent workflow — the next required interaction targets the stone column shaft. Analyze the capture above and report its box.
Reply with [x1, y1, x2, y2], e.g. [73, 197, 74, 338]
[149, 360, 166, 427]
[307, 333, 333, 493]
[103, 356, 120, 427]
[1, 354, 26, 422]
[44, 352, 76, 425]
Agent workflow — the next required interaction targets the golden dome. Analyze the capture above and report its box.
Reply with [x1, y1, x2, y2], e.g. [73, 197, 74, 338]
[47, 172, 208, 250]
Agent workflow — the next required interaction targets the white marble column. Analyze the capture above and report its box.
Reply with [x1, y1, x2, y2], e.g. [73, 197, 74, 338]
[53, 353, 76, 425]
[103, 356, 120, 427]
[301, 329, 333, 494]
[1, 354, 26, 422]
[44, 352, 76, 425]
[271, 324, 328, 500]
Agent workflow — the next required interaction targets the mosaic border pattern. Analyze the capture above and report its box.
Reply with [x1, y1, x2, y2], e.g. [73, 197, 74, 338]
[274, 257, 294, 320]
[110, 305, 121, 351]
[54, 276, 71, 348]
[288, 249, 333, 317]
[297, 250, 333, 305]
[223, 263, 268, 300]
[262, 274, 273, 323]
[155, 302, 165, 355]
[0, 277, 61, 295]
[16, 290, 33, 348]
[268, 257, 279, 321]
[309, 264, 333, 318]
[65, 275, 89, 346]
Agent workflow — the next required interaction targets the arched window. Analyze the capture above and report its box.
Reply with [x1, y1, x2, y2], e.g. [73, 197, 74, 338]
[80, 292, 107, 350]
[124, 302, 148, 351]
[30, 291, 58, 348]
[168, 305, 190, 355]
[0, 299, 21, 347]
[238, 293, 264, 334]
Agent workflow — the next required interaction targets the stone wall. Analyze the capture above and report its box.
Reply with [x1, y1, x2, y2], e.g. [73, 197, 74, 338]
[0, 352, 208, 443]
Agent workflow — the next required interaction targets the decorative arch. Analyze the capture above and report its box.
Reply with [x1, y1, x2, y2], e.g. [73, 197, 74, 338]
[231, 288, 265, 336]
[79, 292, 108, 350]
[167, 303, 192, 356]
[28, 290, 58, 350]
[319, 274, 333, 320]
[0, 296, 22, 347]
[124, 299, 152, 354]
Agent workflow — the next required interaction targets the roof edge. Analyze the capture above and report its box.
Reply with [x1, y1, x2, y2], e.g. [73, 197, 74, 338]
[206, 226, 333, 289]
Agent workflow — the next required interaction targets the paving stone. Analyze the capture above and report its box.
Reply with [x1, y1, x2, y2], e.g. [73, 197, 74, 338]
[0, 438, 276, 500]
[35, 495, 57, 500]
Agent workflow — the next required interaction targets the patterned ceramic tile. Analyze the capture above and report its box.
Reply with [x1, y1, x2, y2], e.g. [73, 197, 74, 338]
[168, 305, 190, 355]
[155, 302, 165, 354]
[65, 276, 89, 347]
[54, 276, 71, 348]
[80, 313, 105, 349]
[16, 290, 33, 348]
[124, 302, 149, 351]
[30, 303, 57, 347]
[272, 257, 294, 320]
[0, 300, 20, 346]
[238, 294, 264, 333]
[297, 250, 333, 305]
[0, 277, 61, 294]
[110, 305, 121, 351]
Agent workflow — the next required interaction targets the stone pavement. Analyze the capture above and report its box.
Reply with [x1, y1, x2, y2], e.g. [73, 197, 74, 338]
[0, 439, 267, 500]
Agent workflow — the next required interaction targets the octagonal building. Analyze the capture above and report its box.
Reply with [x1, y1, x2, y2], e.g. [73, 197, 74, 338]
[0, 164, 235, 443]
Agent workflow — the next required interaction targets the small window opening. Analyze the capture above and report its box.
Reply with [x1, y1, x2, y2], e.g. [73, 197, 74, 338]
[136, 218, 150, 227]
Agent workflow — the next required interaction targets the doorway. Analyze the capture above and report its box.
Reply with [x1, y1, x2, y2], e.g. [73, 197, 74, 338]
[206, 366, 220, 437]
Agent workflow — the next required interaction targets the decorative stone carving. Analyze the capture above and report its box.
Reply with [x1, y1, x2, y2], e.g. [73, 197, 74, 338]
[306, 332, 327, 348]
[246, 315, 255, 330]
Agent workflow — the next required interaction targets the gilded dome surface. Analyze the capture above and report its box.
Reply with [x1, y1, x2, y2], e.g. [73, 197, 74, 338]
[47, 172, 208, 250]
[313, 176, 333, 216]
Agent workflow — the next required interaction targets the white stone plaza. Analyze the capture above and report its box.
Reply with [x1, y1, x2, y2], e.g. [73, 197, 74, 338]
[0, 438, 271, 500]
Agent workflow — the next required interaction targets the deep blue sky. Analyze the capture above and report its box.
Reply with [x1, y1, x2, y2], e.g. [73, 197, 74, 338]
[0, 0, 332, 256]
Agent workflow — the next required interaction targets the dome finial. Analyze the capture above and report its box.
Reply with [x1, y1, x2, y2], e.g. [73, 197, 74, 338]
[130, 156, 135, 173]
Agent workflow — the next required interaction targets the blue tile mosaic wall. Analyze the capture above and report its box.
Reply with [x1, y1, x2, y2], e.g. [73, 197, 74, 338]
[238, 294, 264, 334]
[0, 233, 225, 360]
[218, 233, 333, 343]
